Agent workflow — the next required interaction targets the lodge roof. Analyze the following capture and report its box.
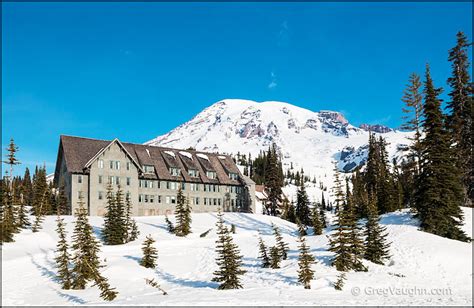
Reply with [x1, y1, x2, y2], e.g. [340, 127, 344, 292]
[55, 135, 245, 186]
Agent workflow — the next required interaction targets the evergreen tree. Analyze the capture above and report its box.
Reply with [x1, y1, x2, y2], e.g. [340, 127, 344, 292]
[22, 167, 34, 206]
[334, 273, 346, 290]
[281, 199, 296, 223]
[17, 200, 30, 229]
[32, 166, 50, 216]
[175, 188, 192, 237]
[272, 222, 289, 260]
[266, 144, 283, 216]
[102, 184, 119, 245]
[401, 72, 424, 175]
[297, 218, 307, 237]
[446, 32, 473, 207]
[269, 246, 281, 269]
[415, 64, 469, 241]
[364, 196, 391, 264]
[295, 181, 311, 226]
[318, 201, 327, 229]
[297, 235, 315, 289]
[55, 215, 72, 289]
[125, 195, 139, 242]
[212, 208, 246, 289]
[140, 235, 158, 268]
[329, 164, 366, 272]
[3, 138, 20, 191]
[1, 182, 17, 243]
[91, 272, 118, 301]
[311, 205, 323, 235]
[70, 196, 102, 289]
[257, 237, 270, 268]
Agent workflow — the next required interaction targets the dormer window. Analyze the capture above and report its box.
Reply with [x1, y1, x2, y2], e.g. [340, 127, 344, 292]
[170, 167, 180, 176]
[206, 171, 217, 179]
[229, 172, 239, 180]
[143, 165, 155, 173]
[188, 169, 199, 177]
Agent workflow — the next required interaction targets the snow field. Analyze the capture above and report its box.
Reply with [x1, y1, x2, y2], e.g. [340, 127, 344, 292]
[2, 208, 472, 306]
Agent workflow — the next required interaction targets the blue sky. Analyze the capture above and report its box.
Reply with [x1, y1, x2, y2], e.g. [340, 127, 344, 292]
[2, 2, 472, 176]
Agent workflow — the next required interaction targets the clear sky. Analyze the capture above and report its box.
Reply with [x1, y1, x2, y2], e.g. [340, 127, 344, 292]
[2, 2, 472, 176]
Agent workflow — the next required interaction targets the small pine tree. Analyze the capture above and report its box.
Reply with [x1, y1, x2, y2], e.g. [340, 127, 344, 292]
[140, 235, 158, 269]
[364, 196, 391, 264]
[174, 188, 192, 237]
[55, 215, 71, 289]
[334, 273, 346, 290]
[297, 219, 307, 237]
[319, 202, 327, 229]
[297, 235, 315, 289]
[311, 205, 323, 235]
[212, 207, 246, 289]
[125, 195, 139, 242]
[17, 201, 30, 229]
[269, 246, 281, 269]
[272, 223, 289, 260]
[1, 183, 16, 243]
[295, 182, 311, 226]
[257, 237, 270, 268]
[70, 196, 102, 289]
[165, 215, 175, 233]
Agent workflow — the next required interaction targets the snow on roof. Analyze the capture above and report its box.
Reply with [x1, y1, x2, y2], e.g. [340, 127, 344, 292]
[255, 191, 268, 200]
[145, 148, 151, 158]
[196, 153, 209, 161]
[218, 155, 227, 159]
[179, 151, 193, 160]
[164, 150, 175, 158]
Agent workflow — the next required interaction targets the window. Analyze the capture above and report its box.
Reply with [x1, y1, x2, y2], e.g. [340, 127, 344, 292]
[126, 162, 130, 170]
[206, 171, 217, 179]
[98, 160, 104, 169]
[181, 182, 185, 191]
[115, 161, 121, 170]
[190, 183, 199, 191]
[229, 172, 239, 180]
[116, 176, 120, 185]
[144, 165, 155, 173]
[218, 198, 221, 206]
[149, 181, 153, 188]
[98, 191, 104, 200]
[166, 181, 170, 189]
[78, 175, 82, 184]
[171, 196, 176, 204]
[170, 167, 180, 176]
[188, 169, 199, 177]
[149, 195, 154, 203]
[231, 199, 235, 207]
[166, 196, 171, 204]
[157, 195, 162, 203]
[144, 195, 149, 203]
[110, 160, 114, 169]
[126, 192, 131, 201]
[204, 198, 207, 205]
[213, 198, 217, 206]
[169, 182, 178, 190]
[195, 197, 200, 205]
[78, 191, 83, 199]
[139, 194, 143, 203]
[98, 175, 102, 184]
[127, 177, 131, 186]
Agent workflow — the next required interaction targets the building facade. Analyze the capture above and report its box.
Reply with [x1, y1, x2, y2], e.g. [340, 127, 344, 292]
[54, 135, 256, 216]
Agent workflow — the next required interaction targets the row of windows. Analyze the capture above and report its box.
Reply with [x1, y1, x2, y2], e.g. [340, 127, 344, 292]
[95, 159, 238, 181]
[78, 190, 244, 208]
[78, 174, 243, 194]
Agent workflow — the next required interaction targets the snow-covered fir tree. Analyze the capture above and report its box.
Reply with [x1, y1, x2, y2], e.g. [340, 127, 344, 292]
[55, 215, 71, 289]
[271, 222, 289, 260]
[212, 207, 246, 289]
[257, 237, 270, 268]
[140, 235, 158, 269]
[269, 246, 281, 269]
[297, 235, 315, 289]
[174, 187, 192, 237]
[364, 196, 391, 264]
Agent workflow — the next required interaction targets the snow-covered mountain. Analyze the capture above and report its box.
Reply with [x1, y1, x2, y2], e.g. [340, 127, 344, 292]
[146, 99, 413, 200]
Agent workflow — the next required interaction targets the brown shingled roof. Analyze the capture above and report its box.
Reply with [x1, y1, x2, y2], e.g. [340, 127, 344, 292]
[57, 135, 245, 185]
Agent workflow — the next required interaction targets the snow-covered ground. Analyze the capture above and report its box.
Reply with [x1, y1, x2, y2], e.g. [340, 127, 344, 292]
[2, 208, 472, 306]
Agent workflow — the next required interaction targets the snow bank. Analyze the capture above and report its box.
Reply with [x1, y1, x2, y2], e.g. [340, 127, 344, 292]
[2, 209, 472, 306]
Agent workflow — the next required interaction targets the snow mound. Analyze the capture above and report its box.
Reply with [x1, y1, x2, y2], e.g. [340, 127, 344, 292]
[179, 151, 192, 160]
[196, 153, 209, 161]
[2, 208, 472, 306]
[163, 150, 175, 158]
